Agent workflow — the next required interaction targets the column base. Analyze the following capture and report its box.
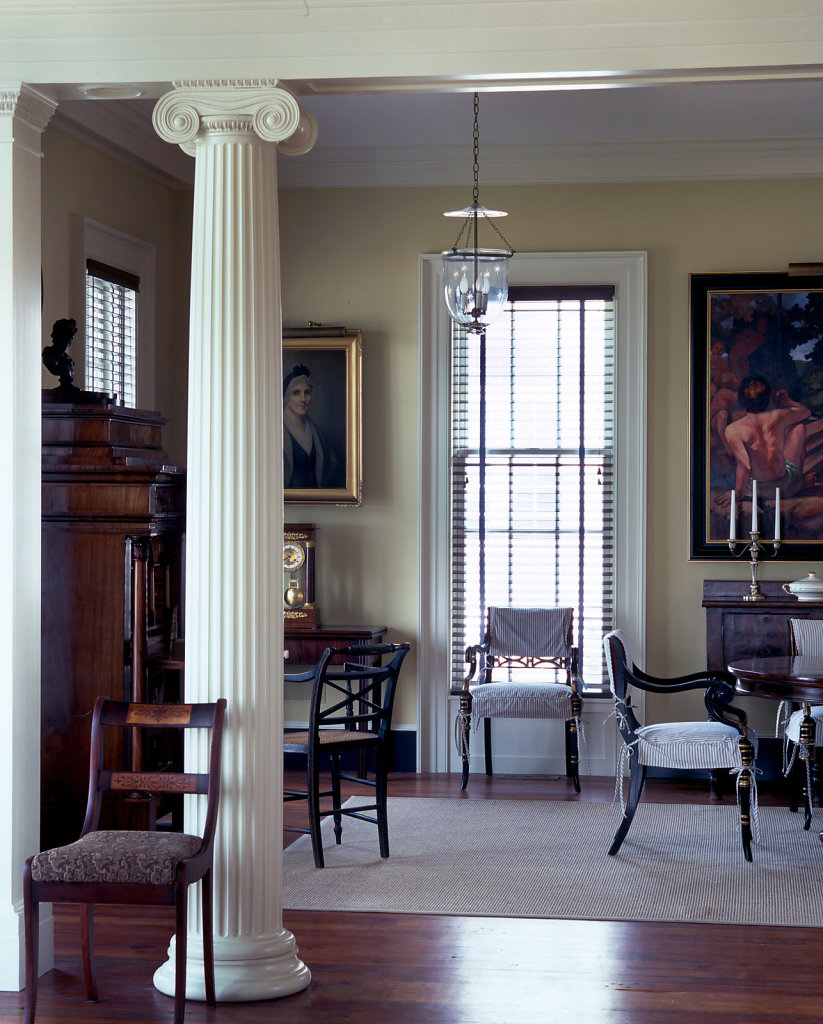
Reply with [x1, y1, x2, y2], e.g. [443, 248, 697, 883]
[153, 928, 311, 1002]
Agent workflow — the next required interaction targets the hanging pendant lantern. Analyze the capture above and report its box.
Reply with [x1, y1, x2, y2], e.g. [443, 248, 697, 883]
[442, 93, 514, 333]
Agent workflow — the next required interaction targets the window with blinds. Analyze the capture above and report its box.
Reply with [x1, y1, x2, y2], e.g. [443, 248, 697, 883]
[85, 259, 138, 407]
[450, 285, 616, 693]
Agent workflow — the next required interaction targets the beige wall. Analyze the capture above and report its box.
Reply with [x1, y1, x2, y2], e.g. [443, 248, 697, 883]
[40, 126, 823, 738]
[40, 125, 191, 462]
[278, 178, 823, 734]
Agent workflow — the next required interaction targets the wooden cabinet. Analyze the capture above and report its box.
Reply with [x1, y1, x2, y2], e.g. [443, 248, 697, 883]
[41, 399, 184, 849]
[703, 579, 823, 671]
[284, 625, 387, 667]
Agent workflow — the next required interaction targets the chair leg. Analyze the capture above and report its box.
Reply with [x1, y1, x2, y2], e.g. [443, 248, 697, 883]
[788, 749, 801, 813]
[609, 761, 646, 855]
[174, 885, 188, 1024]
[201, 871, 216, 1008]
[459, 690, 472, 791]
[80, 904, 98, 1002]
[22, 866, 38, 1024]
[307, 743, 325, 868]
[331, 753, 343, 846]
[800, 710, 816, 830]
[737, 736, 755, 862]
[565, 718, 581, 793]
[483, 717, 493, 776]
[375, 752, 390, 859]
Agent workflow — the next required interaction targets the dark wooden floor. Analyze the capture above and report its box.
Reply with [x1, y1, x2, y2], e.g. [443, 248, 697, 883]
[5, 772, 823, 1024]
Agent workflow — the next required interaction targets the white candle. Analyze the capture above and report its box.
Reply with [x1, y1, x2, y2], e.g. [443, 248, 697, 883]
[775, 487, 781, 541]
[730, 490, 736, 542]
[751, 479, 758, 533]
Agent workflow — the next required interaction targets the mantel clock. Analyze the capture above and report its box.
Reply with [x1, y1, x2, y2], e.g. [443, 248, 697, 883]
[283, 523, 318, 629]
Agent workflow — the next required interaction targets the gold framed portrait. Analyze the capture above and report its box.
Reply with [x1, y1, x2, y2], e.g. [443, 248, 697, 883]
[282, 330, 362, 506]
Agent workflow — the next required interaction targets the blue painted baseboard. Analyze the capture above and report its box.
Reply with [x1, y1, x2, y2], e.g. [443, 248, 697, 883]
[284, 729, 417, 773]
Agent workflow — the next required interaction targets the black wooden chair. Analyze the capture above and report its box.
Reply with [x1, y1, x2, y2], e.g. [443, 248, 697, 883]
[23, 697, 227, 1024]
[604, 629, 757, 861]
[780, 617, 823, 826]
[456, 606, 582, 792]
[283, 641, 410, 868]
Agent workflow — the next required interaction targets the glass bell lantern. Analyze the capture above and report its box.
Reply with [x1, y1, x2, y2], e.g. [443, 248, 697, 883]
[442, 94, 513, 332]
[442, 236, 512, 333]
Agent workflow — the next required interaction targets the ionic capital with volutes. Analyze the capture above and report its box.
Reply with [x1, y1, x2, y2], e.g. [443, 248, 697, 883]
[152, 79, 317, 155]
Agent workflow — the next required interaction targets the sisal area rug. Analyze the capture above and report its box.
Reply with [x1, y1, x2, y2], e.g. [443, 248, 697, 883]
[282, 796, 823, 926]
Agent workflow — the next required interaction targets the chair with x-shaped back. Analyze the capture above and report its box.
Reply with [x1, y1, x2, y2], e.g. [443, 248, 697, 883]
[284, 642, 410, 868]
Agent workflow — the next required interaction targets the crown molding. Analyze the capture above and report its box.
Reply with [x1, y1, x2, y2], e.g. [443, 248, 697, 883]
[278, 136, 823, 188]
[52, 99, 194, 188]
[50, 95, 823, 191]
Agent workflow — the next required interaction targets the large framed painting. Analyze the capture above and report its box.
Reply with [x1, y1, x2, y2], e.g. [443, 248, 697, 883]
[690, 271, 823, 560]
[283, 330, 362, 506]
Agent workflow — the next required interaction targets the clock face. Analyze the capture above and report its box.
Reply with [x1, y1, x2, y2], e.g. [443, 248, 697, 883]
[283, 542, 306, 572]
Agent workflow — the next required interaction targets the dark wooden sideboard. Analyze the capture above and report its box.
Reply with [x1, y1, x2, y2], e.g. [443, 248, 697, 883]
[703, 579, 823, 671]
[41, 399, 185, 849]
[284, 625, 387, 667]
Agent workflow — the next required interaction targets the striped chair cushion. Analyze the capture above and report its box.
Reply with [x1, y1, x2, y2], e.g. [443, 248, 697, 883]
[785, 705, 823, 745]
[469, 681, 572, 720]
[633, 721, 754, 770]
[487, 607, 572, 659]
[790, 618, 823, 655]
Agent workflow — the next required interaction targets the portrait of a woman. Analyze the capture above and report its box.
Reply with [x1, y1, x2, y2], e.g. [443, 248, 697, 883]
[283, 363, 344, 488]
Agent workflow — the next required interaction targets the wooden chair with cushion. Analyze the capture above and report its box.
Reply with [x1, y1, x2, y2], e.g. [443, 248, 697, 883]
[283, 641, 410, 868]
[456, 606, 582, 792]
[604, 629, 757, 861]
[23, 696, 227, 1024]
[780, 617, 823, 827]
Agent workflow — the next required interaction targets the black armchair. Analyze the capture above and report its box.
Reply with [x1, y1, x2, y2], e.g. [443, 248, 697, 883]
[604, 629, 757, 861]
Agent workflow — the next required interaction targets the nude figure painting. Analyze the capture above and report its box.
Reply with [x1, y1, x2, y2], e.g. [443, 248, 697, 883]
[690, 272, 823, 560]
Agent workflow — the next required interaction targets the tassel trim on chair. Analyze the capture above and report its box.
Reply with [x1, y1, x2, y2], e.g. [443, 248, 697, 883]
[576, 715, 590, 778]
[454, 711, 472, 757]
[777, 699, 815, 811]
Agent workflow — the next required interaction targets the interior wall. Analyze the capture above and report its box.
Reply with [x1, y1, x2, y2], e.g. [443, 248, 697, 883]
[38, 123, 823, 738]
[277, 177, 823, 735]
[40, 124, 191, 463]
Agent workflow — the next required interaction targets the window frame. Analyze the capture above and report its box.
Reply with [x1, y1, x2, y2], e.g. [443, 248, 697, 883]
[448, 286, 617, 696]
[417, 250, 648, 775]
[73, 217, 156, 410]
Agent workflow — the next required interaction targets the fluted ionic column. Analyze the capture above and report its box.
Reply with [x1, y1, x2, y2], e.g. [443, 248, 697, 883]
[152, 80, 316, 1002]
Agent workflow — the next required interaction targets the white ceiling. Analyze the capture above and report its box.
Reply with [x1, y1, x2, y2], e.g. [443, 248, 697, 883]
[53, 77, 823, 191]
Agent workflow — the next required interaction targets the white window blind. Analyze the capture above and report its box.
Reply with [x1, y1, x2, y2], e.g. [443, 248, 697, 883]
[450, 285, 616, 692]
[85, 259, 138, 407]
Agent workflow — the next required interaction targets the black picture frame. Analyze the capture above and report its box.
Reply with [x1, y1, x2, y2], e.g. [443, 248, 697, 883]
[690, 271, 823, 560]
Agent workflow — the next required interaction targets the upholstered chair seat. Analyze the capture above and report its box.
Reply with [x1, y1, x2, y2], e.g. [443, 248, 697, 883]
[469, 681, 572, 720]
[633, 720, 756, 770]
[29, 832, 203, 886]
[784, 705, 823, 746]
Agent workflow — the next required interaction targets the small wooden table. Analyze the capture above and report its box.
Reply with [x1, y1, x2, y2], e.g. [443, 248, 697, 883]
[728, 655, 823, 829]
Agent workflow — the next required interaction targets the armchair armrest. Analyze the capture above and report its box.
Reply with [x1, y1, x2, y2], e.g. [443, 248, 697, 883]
[626, 664, 735, 696]
[284, 666, 317, 685]
[461, 641, 490, 692]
